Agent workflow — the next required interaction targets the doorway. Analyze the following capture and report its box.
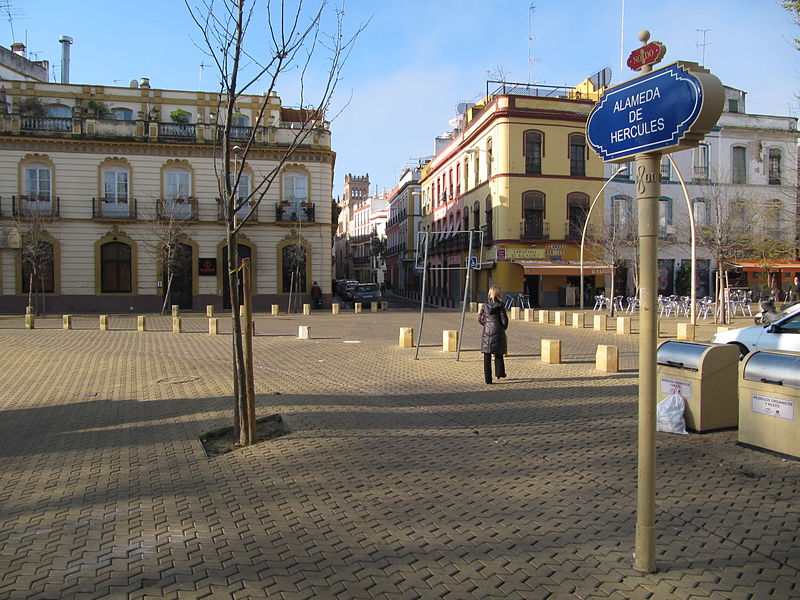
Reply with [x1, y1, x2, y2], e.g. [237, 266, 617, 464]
[163, 242, 193, 310]
[524, 275, 541, 306]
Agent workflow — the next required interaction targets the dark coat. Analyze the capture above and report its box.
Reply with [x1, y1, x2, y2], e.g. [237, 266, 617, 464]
[480, 298, 508, 354]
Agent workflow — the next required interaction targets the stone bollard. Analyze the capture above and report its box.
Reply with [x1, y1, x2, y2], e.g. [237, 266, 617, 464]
[303, 304, 311, 316]
[206, 305, 215, 318]
[137, 316, 146, 332]
[470, 302, 478, 313]
[538, 310, 549, 324]
[63, 315, 72, 330]
[509, 306, 521, 320]
[172, 317, 182, 333]
[371, 302, 378, 313]
[593, 314, 607, 331]
[399, 327, 414, 348]
[354, 302, 362, 314]
[596, 345, 619, 372]
[541, 339, 561, 364]
[554, 311, 567, 326]
[171, 305, 180, 318]
[209, 318, 219, 335]
[524, 308, 536, 322]
[616, 316, 631, 334]
[271, 304, 280, 316]
[477, 302, 484, 315]
[572, 313, 586, 328]
[240, 305, 246, 317]
[332, 303, 340, 315]
[25, 314, 34, 329]
[298, 325, 310, 339]
[677, 323, 695, 340]
[381, 300, 389, 310]
[716, 326, 730, 334]
[442, 330, 458, 352]
[100, 315, 109, 331]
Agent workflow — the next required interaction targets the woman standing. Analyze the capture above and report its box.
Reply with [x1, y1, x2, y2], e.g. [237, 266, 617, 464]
[479, 285, 509, 384]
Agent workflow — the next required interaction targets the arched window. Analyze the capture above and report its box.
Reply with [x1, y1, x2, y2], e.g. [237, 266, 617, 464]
[569, 134, 586, 177]
[522, 192, 545, 239]
[486, 138, 493, 177]
[46, 104, 71, 118]
[22, 240, 55, 294]
[567, 193, 588, 240]
[484, 195, 493, 237]
[111, 108, 133, 121]
[100, 241, 132, 293]
[524, 131, 542, 174]
[472, 201, 480, 230]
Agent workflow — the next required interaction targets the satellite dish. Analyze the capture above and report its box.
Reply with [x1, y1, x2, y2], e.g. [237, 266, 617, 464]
[129, 80, 139, 88]
[589, 67, 612, 90]
[455, 102, 471, 115]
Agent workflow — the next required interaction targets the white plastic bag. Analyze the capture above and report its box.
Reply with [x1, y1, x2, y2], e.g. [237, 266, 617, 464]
[656, 393, 688, 435]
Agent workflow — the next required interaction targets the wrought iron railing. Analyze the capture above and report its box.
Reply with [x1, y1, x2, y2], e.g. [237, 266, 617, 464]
[275, 202, 315, 222]
[20, 117, 72, 132]
[93, 197, 137, 219]
[157, 197, 198, 221]
[158, 122, 197, 139]
[13, 195, 60, 218]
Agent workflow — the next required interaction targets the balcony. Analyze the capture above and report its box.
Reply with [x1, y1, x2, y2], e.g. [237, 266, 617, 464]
[12, 195, 60, 218]
[353, 256, 370, 266]
[93, 197, 137, 220]
[521, 221, 549, 240]
[230, 125, 253, 141]
[275, 201, 315, 223]
[157, 198, 198, 221]
[693, 166, 710, 182]
[480, 223, 493, 243]
[158, 122, 197, 139]
[217, 199, 259, 222]
[20, 117, 72, 132]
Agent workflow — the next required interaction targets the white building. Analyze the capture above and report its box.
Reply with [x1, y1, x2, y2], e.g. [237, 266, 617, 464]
[602, 86, 799, 299]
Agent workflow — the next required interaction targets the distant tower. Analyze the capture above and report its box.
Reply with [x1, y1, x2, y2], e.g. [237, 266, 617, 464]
[343, 173, 370, 210]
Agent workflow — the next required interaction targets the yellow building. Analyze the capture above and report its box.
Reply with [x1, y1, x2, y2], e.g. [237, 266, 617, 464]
[0, 50, 334, 313]
[418, 80, 608, 307]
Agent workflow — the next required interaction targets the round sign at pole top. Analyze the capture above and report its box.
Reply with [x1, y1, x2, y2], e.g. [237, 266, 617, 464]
[586, 61, 723, 163]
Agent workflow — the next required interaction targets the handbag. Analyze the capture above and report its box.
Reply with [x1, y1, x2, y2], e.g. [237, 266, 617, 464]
[478, 310, 486, 325]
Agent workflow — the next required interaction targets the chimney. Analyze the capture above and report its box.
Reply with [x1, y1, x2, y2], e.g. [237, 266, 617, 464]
[139, 77, 150, 89]
[59, 36, 73, 84]
[10, 42, 25, 57]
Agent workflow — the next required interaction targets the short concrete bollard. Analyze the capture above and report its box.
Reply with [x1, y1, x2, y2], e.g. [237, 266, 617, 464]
[399, 327, 414, 348]
[716, 326, 730, 334]
[206, 305, 215, 318]
[470, 302, 478, 313]
[593, 314, 607, 331]
[572, 313, 586, 328]
[173, 317, 182, 333]
[271, 304, 280, 316]
[524, 308, 536, 322]
[596, 344, 619, 372]
[538, 310, 549, 324]
[509, 306, 521, 320]
[442, 330, 458, 352]
[209, 318, 219, 335]
[371, 302, 378, 313]
[677, 322, 695, 340]
[137, 316, 146, 332]
[63, 315, 72, 330]
[25, 314, 34, 329]
[298, 325, 310, 339]
[354, 302, 362, 314]
[100, 315, 109, 331]
[303, 304, 311, 316]
[541, 339, 561, 364]
[554, 311, 567, 326]
[616, 316, 631, 334]
[477, 302, 484, 315]
[172, 305, 180, 318]
[332, 303, 340, 315]
[381, 301, 389, 310]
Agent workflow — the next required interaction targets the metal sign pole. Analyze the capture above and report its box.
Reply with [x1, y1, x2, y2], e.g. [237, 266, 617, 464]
[634, 152, 660, 574]
[413, 232, 430, 360]
[456, 232, 474, 362]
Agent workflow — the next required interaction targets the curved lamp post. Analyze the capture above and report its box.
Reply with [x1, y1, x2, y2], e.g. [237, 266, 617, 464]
[667, 154, 697, 325]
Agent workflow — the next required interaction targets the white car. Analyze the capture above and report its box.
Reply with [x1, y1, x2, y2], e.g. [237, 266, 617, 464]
[712, 302, 800, 356]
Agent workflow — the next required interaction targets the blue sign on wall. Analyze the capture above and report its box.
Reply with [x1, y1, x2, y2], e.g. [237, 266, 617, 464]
[587, 62, 713, 162]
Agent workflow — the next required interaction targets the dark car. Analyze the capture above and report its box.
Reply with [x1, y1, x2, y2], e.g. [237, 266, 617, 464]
[352, 283, 382, 306]
[342, 280, 360, 301]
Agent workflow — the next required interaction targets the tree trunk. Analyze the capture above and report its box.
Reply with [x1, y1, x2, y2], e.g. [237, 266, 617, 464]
[161, 272, 173, 315]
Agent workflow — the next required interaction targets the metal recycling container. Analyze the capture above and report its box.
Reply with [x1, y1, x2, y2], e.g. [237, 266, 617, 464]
[656, 340, 740, 432]
[738, 351, 800, 458]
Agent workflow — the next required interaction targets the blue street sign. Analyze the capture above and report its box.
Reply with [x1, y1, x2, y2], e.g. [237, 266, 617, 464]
[587, 61, 723, 162]
[466, 256, 478, 269]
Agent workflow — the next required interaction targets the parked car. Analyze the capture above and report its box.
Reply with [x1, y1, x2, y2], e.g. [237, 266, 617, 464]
[351, 283, 382, 306]
[342, 280, 360, 301]
[712, 301, 800, 357]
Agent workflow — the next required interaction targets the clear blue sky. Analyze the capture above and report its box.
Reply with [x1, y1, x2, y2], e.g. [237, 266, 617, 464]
[6, 1, 798, 197]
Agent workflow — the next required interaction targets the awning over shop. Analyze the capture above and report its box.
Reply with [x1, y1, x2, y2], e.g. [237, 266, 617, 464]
[511, 259, 612, 276]
[728, 261, 800, 273]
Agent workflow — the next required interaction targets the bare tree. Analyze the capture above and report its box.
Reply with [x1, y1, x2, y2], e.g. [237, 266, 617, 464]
[16, 210, 59, 315]
[187, 0, 363, 445]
